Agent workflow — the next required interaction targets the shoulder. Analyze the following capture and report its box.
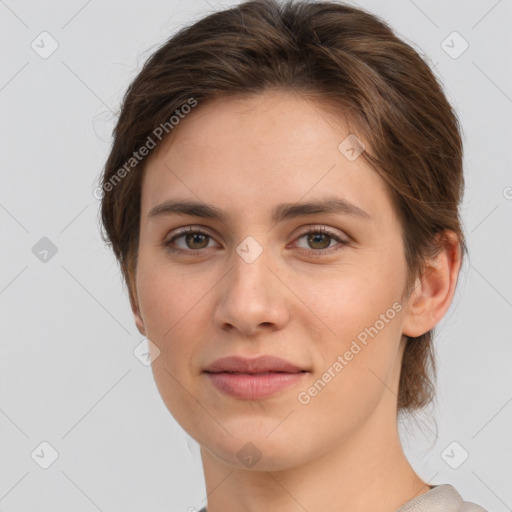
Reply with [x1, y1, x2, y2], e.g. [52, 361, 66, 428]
[395, 484, 490, 512]
[458, 503, 489, 512]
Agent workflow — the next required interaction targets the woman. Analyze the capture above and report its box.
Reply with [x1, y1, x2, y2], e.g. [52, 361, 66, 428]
[98, 1, 489, 510]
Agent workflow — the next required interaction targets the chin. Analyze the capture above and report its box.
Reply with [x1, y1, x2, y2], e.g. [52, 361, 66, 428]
[197, 425, 309, 472]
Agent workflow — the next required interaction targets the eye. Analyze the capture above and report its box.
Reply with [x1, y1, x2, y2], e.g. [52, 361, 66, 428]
[294, 226, 349, 255]
[164, 226, 219, 255]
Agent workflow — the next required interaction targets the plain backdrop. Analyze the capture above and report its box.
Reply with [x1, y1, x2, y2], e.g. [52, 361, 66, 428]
[1, 0, 511, 511]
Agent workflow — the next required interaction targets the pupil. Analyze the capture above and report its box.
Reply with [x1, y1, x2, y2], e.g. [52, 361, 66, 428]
[309, 233, 329, 249]
[187, 233, 208, 249]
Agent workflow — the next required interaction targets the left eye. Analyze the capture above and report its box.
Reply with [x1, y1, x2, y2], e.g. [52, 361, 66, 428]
[294, 227, 349, 253]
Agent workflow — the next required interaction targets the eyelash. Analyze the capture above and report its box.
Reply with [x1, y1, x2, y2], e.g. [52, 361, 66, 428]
[164, 226, 349, 256]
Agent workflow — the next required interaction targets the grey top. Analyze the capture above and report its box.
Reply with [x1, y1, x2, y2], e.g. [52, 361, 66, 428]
[395, 484, 489, 511]
[197, 484, 489, 511]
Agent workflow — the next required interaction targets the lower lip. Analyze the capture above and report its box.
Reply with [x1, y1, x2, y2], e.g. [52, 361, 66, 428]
[205, 371, 307, 399]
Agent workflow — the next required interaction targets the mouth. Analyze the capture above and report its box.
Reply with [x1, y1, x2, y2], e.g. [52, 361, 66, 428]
[203, 355, 309, 399]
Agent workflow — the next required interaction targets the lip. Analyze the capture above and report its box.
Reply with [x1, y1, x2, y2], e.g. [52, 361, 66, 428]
[203, 355, 309, 400]
[204, 355, 306, 374]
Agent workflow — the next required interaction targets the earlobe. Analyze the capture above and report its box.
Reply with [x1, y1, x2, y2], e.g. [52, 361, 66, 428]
[401, 231, 462, 338]
[130, 291, 146, 336]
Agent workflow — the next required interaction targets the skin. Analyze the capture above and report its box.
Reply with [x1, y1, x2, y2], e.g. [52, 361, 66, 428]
[130, 90, 462, 512]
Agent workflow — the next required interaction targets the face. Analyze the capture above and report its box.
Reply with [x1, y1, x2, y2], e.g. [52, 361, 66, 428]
[133, 90, 413, 470]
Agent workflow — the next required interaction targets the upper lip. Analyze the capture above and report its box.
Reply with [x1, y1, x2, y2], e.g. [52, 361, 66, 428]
[204, 355, 307, 374]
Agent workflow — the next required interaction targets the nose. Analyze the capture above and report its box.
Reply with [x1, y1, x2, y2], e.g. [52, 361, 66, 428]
[212, 242, 290, 337]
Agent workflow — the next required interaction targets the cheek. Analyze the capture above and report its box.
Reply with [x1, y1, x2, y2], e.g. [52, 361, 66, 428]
[136, 262, 212, 430]
[135, 258, 221, 384]
[137, 253, 208, 331]
[294, 277, 405, 438]
[296, 258, 404, 338]
[295, 258, 405, 394]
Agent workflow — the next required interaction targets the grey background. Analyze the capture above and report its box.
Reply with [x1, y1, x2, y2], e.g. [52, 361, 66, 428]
[1, 0, 511, 511]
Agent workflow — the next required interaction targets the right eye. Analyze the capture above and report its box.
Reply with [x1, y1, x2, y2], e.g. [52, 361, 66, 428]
[164, 227, 220, 255]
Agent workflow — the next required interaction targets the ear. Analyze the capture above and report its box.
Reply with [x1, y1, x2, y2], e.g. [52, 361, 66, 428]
[401, 230, 462, 338]
[129, 286, 147, 337]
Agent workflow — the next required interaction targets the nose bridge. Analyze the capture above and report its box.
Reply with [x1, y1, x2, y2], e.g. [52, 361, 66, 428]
[230, 236, 273, 303]
[213, 235, 288, 333]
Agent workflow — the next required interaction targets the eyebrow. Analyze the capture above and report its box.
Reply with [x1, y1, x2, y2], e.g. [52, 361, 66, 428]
[147, 196, 372, 224]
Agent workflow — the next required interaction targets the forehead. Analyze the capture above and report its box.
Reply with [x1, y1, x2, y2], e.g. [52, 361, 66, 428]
[140, 91, 395, 225]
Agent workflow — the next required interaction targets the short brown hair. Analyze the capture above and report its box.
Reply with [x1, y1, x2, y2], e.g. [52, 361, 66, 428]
[98, 0, 467, 415]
